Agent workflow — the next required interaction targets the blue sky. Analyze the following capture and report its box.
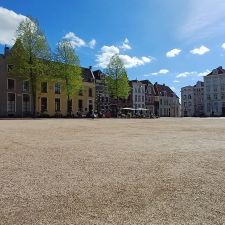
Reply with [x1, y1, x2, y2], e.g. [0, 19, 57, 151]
[1, 0, 225, 97]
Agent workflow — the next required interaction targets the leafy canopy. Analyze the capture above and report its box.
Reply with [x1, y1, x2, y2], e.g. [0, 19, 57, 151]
[105, 55, 130, 99]
[54, 39, 82, 99]
[9, 17, 51, 79]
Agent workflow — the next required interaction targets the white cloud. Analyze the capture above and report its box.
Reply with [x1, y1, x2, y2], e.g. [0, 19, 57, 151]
[198, 69, 211, 77]
[143, 69, 169, 77]
[120, 38, 131, 50]
[190, 45, 210, 55]
[64, 32, 86, 48]
[96, 45, 120, 68]
[96, 44, 151, 69]
[89, 39, 96, 49]
[222, 43, 225, 49]
[0, 7, 26, 45]
[119, 55, 151, 68]
[176, 71, 196, 78]
[152, 69, 169, 76]
[142, 56, 151, 63]
[176, 69, 210, 78]
[173, 80, 180, 83]
[179, 0, 225, 40]
[166, 48, 181, 58]
[64, 32, 96, 49]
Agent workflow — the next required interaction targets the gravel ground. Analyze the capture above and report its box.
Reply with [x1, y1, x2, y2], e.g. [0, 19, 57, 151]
[0, 118, 225, 225]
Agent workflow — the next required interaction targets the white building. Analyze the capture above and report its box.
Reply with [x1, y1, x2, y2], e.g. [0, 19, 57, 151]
[181, 85, 194, 117]
[194, 81, 204, 116]
[154, 83, 180, 117]
[181, 81, 204, 117]
[130, 80, 146, 109]
[204, 67, 225, 117]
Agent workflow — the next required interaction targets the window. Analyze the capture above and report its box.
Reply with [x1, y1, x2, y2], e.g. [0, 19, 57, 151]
[214, 94, 218, 100]
[55, 83, 61, 94]
[214, 102, 218, 112]
[41, 82, 47, 93]
[207, 95, 211, 100]
[55, 98, 60, 112]
[188, 95, 192, 99]
[135, 95, 137, 101]
[188, 102, 192, 106]
[142, 96, 144, 102]
[67, 99, 72, 112]
[207, 103, 211, 112]
[23, 94, 30, 112]
[23, 80, 30, 92]
[221, 94, 225, 100]
[183, 95, 186, 100]
[7, 93, 16, 112]
[138, 96, 141, 102]
[41, 97, 47, 112]
[8, 79, 15, 90]
[7, 64, 13, 73]
[89, 88, 93, 97]
[78, 99, 83, 111]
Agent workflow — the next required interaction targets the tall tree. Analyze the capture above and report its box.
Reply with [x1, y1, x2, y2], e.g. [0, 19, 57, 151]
[54, 39, 82, 114]
[105, 55, 130, 116]
[9, 17, 51, 115]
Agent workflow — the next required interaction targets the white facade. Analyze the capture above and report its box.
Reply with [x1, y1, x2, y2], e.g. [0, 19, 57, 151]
[131, 81, 146, 109]
[155, 84, 180, 117]
[181, 81, 204, 117]
[204, 67, 225, 116]
[194, 81, 204, 116]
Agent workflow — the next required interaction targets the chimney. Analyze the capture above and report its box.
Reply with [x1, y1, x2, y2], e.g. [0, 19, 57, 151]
[4, 45, 10, 56]
[89, 66, 92, 70]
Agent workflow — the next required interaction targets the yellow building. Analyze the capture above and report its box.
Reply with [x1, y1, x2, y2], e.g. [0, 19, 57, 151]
[36, 67, 96, 117]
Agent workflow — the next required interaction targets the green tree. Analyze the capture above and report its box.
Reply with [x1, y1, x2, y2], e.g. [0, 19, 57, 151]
[54, 39, 82, 114]
[105, 55, 130, 116]
[9, 17, 51, 115]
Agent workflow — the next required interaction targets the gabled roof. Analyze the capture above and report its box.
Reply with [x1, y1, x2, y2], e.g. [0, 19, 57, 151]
[140, 80, 153, 85]
[81, 67, 95, 82]
[154, 83, 178, 98]
[207, 66, 225, 76]
[93, 70, 106, 80]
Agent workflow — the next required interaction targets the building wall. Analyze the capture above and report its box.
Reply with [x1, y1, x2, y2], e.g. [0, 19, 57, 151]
[0, 55, 7, 117]
[204, 73, 225, 116]
[95, 79, 110, 113]
[36, 80, 95, 117]
[194, 81, 204, 116]
[145, 84, 155, 115]
[0, 53, 33, 117]
[181, 86, 194, 117]
[132, 81, 145, 109]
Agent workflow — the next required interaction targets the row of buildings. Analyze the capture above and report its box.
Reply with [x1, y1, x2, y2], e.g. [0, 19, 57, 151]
[181, 66, 225, 117]
[0, 46, 180, 118]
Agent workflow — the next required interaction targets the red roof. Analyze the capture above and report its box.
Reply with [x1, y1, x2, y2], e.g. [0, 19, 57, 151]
[207, 67, 225, 76]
